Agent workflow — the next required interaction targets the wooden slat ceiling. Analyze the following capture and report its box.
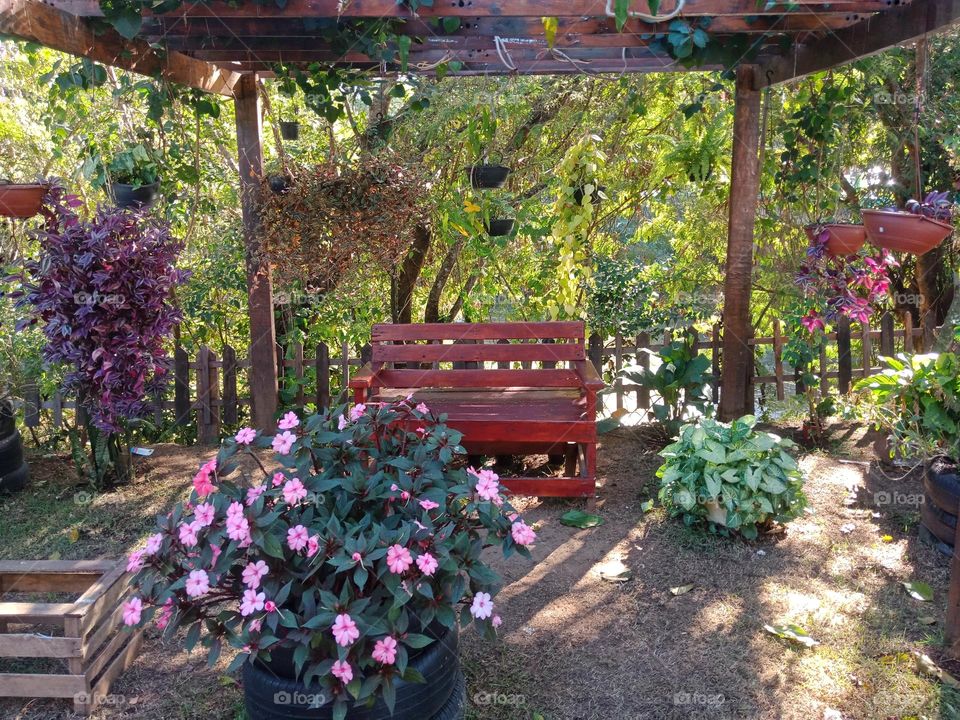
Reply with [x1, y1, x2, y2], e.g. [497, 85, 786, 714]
[43, 0, 915, 77]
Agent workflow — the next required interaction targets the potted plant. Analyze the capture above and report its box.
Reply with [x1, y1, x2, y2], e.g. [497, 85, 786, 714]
[0, 180, 49, 219]
[862, 191, 955, 255]
[803, 221, 867, 257]
[467, 164, 510, 190]
[122, 399, 536, 720]
[280, 121, 301, 142]
[485, 218, 515, 237]
[103, 144, 162, 209]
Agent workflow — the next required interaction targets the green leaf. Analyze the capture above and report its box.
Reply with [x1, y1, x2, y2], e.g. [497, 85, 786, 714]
[670, 583, 694, 596]
[647, 0, 661, 15]
[397, 35, 412, 71]
[559, 510, 604, 528]
[110, 8, 143, 40]
[903, 581, 934, 602]
[764, 623, 819, 647]
[542, 17, 559, 48]
[441, 16, 461, 33]
[613, 0, 630, 31]
[640, 499, 654, 513]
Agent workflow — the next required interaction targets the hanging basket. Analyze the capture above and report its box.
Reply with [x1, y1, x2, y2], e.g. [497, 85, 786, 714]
[804, 223, 866, 256]
[0, 182, 48, 219]
[109, 181, 160, 210]
[280, 121, 300, 141]
[468, 164, 510, 189]
[862, 210, 953, 255]
[485, 219, 515, 237]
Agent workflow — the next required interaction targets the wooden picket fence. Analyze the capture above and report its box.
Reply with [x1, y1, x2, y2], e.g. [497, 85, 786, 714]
[19, 311, 941, 442]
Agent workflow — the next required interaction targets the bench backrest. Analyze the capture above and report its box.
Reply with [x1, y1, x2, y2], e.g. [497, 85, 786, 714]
[369, 321, 586, 389]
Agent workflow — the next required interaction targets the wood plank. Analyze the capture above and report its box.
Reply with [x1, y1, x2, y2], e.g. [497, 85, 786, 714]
[637, 332, 651, 410]
[837, 316, 852, 394]
[614, 334, 624, 412]
[372, 321, 583, 342]
[501, 477, 595, 498]
[174, 344, 190, 425]
[0, 672, 87, 698]
[773, 318, 785, 401]
[316, 341, 330, 410]
[0, 560, 115, 575]
[0, 0, 240, 96]
[66, 564, 128, 634]
[880, 312, 895, 356]
[222, 343, 238, 425]
[293, 342, 305, 407]
[442, 419, 596, 444]
[861, 320, 872, 378]
[903, 310, 915, 352]
[377, 369, 584, 389]
[83, 625, 134, 684]
[0, 603, 74, 624]
[374, 342, 584, 364]
[226, 58, 723, 74]
[81, 600, 126, 661]
[0, 572, 99, 593]
[85, 630, 143, 712]
[0, 633, 81, 658]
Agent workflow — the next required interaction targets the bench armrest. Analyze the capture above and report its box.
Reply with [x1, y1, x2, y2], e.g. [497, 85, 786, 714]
[575, 361, 606, 391]
[348, 363, 380, 389]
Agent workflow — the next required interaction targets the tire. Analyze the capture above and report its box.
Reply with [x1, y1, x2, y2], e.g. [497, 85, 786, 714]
[920, 499, 957, 547]
[0, 461, 29, 493]
[0, 429, 24, 473]
[919, 522, 953, 557]
[0, 400, 15, 439]
[243, 624, 460, 720]
[924, 458, 960, 515]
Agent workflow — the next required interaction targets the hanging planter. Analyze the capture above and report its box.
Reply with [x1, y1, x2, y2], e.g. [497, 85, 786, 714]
[574, 184, 607, 206]
[109, 181, 160, 210]
[468, 164, 510, 189]
[804, 223, 866, 256]
[485, 218, 515, 237]
[862, 210, 953, 256]
[267, 174, 291, 194]
[279, 121, 300, 141]
[0, 182, 48, 219]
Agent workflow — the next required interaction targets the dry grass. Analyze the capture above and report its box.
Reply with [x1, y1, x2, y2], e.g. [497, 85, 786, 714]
[1, 425, 958, 719]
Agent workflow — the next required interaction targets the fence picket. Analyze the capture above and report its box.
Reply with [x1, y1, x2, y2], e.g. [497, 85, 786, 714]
[223, 344, 238, 425]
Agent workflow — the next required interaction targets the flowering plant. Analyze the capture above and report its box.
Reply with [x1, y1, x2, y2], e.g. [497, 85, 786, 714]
[905, 190, 954, 222]
[796, 234, 898, 326]
[122, 400, 535, 719]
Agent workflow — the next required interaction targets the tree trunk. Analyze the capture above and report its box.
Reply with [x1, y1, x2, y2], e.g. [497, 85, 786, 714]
[392, 224, 432, 324]
[424, 237, 467, 323]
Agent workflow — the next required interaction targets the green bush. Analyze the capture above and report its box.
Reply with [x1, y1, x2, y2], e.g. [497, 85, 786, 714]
[656, 415, 807, 539]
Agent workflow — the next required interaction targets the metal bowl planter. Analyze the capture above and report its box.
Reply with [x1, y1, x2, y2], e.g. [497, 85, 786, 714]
[0, 182, 48, 218]
[803, 223, 867, 256]
[486, 219, 515, 237]
[279, 121, 300, 141]
[468, 164, 511, 189]
[109, 181, 160, 210]
[862, 210, 953, 255]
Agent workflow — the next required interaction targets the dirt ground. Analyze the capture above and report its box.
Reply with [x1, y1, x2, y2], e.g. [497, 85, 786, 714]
[1, 423, 957, 720]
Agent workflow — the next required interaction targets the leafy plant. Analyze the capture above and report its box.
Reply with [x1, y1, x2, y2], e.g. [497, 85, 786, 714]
[854, 352, 960, 461]
[123, 400, 536, 720]
[619, 331, 712, 435]
[656, 415, 807, 539]
[905, 190, 955, 222]
[100, 142, 162, 187]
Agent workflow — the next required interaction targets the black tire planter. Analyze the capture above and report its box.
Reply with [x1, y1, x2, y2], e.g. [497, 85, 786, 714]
[243, 623, 463, 720]
[924, 457, 960, 514]
[110, 181, 160, 210]
[0, 429, 25, 471]
[0, 399, 15, 440]
[919, 522, 954, 557]
[280, 121, 301, 141]
[0, 461, 29, 494]
[920, 499, 957, 547]
[468, 165, 510, 189]
[485, 219, 515, 237]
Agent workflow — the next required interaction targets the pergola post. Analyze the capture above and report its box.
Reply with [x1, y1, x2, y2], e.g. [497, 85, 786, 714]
[718, 64, 762, 421]
[234, 73, 278, 430]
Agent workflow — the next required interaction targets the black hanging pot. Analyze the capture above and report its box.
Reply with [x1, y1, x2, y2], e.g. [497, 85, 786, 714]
[110, 181, 160, 210]
[242, 623, 465, 720]
[468, 164, 510, 189]
[280, 121, 300, 141]
[268, 175, 291, 194]
[573, 185, 606, 205]
[485, 219, 515, 237]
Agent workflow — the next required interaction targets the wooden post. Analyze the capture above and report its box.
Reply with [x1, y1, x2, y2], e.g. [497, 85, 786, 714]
[316, 342, 330, 410]
[638, 332, 651, 411]
[922, 312, 937, 351]
[174, 344, 190, 426]
[292, 342, 305, 407]
[710, 324, 721, 404]
[773, 318, 785, 401]
[614, 333, 624, 413]
[235, 73, 278, 430]
[837, 317, 852, 394]
[588, 332, 603, 375]
[196, 347, 221, 444]
[861, 320, 872, 378]
[719, 64, 762, 421]
[223, 344, 238, 425]
[880, 312, 895, 357]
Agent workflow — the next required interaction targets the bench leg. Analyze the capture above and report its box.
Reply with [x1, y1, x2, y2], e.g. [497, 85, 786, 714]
[564, 443, 578, 476]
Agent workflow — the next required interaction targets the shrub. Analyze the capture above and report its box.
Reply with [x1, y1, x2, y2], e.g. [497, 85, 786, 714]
[656, 415, 806, 539]
[122, 400, 535, 719]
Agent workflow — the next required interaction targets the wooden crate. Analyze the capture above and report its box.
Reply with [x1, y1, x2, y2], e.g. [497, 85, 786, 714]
[0, 560, 143, 716]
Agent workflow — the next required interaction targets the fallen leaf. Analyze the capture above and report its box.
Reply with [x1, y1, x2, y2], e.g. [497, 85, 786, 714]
[918, 616, 938, 625]
[640, 500, 654, 513]
[601, 569, 634, 583]
[48, 550, 61, 560]
[670, 583, 694, 596]
[560, 510, 603, 528]
[903, 581, 934, 602]
[764, 623, 819, 647]
[840, 522, 856, 534]
[68, 527, 80, 543]
[913, 651, 960, 687]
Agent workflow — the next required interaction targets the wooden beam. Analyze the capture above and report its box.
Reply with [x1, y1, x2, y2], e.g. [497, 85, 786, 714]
[719, 64, 762, 421]
[0, 0, 240, 96]
[758, 0, 960, 86]
[234, 74, 278, 431]
[216, 59, 719, 75]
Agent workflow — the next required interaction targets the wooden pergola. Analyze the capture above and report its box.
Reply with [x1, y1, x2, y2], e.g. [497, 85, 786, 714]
[2, 0, 959, 428]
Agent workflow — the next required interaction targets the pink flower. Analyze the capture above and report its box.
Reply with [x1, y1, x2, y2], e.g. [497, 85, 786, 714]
[193, 464, 217, 498]
[331, 659, 353, 684]
[418, 499, 439, 511]
[249, 618, 263, 633]
[126, 549, 146, 573]
[122, 597, 142, 626]
[470, 592, 494, 620]
[283, 478, 307, 505]
[492, 615, 502, 628]
[332, 613, 360, 647]
[401, 491, 410, 501]
[287, 525, 309, 551]
[349, 403, 366, 422]
[372, 636, 398, 664]
[242, 560, 269, 589]
[178, 521, 201, 548]
[194, 502, 215, 527]
[272, 472, 285, 487]
[511, 520, 537, 546]
[415, 402, 429, 414]
[277, 411, 300, 431]
[226, 512, 251, 544]
[144, 533, 163, 555]
[234, 427, 257, 445]
[155, 598, 173, 629]
[307, 535, 320, 557]
[352, 552, 363, 564]
[240, 589, 266, 617]
[272, 430, 297, 455]
[337, 415, 348, 431]
[209, 543, 222, 567]
[390, 484, 399, 492]
[386, 544, 413, 574]
[246, 484, 266, 506]
[264, 601, 277, 613]
[185, 569, 210, 598]
[416, 552, 438, 576]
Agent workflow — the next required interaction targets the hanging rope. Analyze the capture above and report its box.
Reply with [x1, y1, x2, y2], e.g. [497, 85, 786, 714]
[604, 0, 688, 24]
[494, 36, 517, 72]
[913, 36, 928, 200]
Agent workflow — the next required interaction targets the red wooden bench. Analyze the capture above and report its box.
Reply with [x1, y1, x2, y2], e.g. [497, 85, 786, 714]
[348, 321, 603, 497]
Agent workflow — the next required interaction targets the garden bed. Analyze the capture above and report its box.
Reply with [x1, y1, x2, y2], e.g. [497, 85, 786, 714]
[0, 424, 955, 719]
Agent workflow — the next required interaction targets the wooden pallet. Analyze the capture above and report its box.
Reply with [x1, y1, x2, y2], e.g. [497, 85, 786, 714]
[0, 560, 143, 716]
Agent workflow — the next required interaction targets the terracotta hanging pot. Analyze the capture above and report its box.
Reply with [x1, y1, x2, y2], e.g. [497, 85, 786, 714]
[804, 223, 867, 256]
[862, 210, 953, 255]
[0, 182, 48, 219]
